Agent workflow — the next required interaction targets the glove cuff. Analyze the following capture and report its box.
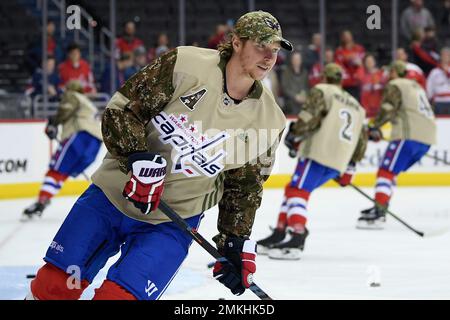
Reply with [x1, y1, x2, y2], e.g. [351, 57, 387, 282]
[223, 236, 249, 255]
[127, 152, 165, 172]
[242, 239, 257, 255]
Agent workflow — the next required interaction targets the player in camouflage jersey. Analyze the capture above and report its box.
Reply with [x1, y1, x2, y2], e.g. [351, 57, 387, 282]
[257, 63, 368, 260]
[357, 60, 436, 229]
[22, 80, 102, 220]
[26, 11, 291, 300]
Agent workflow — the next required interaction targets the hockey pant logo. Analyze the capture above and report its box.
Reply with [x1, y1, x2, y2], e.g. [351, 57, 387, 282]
[145, 280, 159, 298]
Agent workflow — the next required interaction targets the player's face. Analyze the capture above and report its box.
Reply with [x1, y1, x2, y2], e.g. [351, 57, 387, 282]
[69, 49, 81, 62]
[396, 49, 408, 61]
[239, 39, 280, 80]
[364, 56, 376, 70]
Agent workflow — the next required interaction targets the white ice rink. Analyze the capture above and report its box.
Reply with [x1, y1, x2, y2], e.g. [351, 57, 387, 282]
[1, 186, 450, 300]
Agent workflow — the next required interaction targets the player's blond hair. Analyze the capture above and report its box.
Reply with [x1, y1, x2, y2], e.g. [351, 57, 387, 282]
[217, 33, 234, 59]
[218, 42, 232, 59]
[217, 33, 248, 60]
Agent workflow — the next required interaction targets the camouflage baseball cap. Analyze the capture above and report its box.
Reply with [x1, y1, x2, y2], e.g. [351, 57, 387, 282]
[389, 60, 407, 77]
[234, 11, 293, 51]
[65, 80, 83, 92]
[323, 63, 343, 82]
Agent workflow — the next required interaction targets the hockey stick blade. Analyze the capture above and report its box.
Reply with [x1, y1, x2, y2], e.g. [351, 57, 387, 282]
[349, 183, 425, 237]
[158, 200, 273, 300]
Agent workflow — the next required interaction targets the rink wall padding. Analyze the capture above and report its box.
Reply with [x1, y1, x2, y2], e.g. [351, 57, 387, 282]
[1, 119, 449, 200]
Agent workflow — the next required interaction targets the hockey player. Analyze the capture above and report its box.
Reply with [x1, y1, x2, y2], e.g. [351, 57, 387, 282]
[22, 80, 102, 219]
[357, 60, 436, 229]
[26, 11, 290, 300]
[257, 63, 368, 260]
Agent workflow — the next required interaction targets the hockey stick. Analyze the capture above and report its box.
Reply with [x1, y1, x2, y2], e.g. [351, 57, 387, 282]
[158, 200, 273, 300]
[423, 153, 450, 165]
[348, 183, 424, 237]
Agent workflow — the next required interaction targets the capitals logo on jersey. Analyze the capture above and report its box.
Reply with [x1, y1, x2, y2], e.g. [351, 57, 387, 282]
[152, 111, 230, 177]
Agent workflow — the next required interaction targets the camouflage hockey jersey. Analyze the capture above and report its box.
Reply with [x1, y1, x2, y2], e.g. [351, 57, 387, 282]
[373, 78, 436, 145]
[55, 90, 102, 141]
[292, 83, 367, 173]
[91, 46, 286, 240]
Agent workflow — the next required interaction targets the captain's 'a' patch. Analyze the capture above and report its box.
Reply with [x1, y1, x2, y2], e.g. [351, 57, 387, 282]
[179, 88, 207, 111]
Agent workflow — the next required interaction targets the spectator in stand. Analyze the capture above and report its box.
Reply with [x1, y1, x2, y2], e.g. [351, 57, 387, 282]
[410, 28, 440, 75]
[116, 21, 144, 56]
[356, 54, 384, 118]
[304, 33, 321, 72]
[25, 56, 62, 101]
[124, 46, 147, 80]
[396, 47, 427, 88]
[100, 53, 133, 94]
[335, 30, 366, 100]
[26, 20, 63, 73]
[147, 33, 170, 63]
[400, 0, 435, 42]
[422, 26, 440, 57]
[281, 51, 309, 115]
[58, 43, 97, 94]
[58, 43, 97, 93]
[308, 48, 335, 87]
[208, 24, 228, 49]
[427, 47, 450, 114]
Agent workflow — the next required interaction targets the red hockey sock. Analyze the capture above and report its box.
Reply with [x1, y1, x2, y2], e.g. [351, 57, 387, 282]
[375, 193, 390, 206]
[276, 212, 287, 230]
[284, 186, 310, 232]
[287, 214, 307, 232]
[30, 263, 89, 300]
[375, 169, 396, 206]
[38, 170, 69, 203]
[284, 185, 311, 201]
[93, 280, 137, 300]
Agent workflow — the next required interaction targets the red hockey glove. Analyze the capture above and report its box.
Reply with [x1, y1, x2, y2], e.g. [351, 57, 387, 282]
[122, 152, 167, 215]
[213, 237, 257, 295]
[337, 162, 356, 187]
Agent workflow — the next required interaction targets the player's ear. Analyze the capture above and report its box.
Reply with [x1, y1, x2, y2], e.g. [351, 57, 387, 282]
[231, 35, 242, 53]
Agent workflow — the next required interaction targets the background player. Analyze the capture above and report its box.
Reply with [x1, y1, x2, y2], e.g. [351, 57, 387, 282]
[257, 63, 368, 260]
[25, 11, 290, 300]
[22, 80, 102, 219]
[357, 60, 437, 229]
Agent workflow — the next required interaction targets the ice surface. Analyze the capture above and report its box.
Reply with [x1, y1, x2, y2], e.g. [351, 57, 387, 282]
[1, 187, 449, 300]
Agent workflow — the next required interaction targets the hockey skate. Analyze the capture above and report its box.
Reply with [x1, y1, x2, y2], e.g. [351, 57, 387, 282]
[256, 227, 286, 255]
[268, 228, 309, 261]
[21, 201, 49, 221]
[356, 206, 386, 230]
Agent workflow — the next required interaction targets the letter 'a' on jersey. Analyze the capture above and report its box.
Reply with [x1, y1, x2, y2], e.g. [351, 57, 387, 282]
[298, 83, 366, 174]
